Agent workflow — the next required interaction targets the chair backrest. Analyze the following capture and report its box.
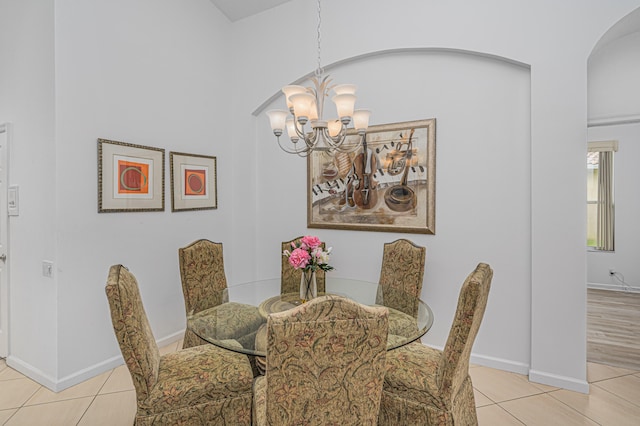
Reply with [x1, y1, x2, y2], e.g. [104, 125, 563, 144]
[280, 236, 326, 294]
[378, 238, 426, 315]
[437, 262, 492, 401]
[179, 239, 228, 315]
[105, 265, 160, 402]
[265, 295, 389, 425]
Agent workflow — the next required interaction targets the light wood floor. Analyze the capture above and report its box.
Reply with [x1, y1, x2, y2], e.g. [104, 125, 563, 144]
[588, 288, 640, 370]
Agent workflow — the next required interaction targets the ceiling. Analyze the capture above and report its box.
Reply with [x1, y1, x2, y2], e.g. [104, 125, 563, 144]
[209, 0, 293, 22]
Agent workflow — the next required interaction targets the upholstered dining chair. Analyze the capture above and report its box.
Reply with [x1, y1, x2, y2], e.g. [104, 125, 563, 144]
[252, 295, 389, 425]
[379, 262, 493, 425]
[105, 264, 254, 425]
[378, 238, 426, 316]
[179, 239, 264, 349]
[281, 236, 326, 294]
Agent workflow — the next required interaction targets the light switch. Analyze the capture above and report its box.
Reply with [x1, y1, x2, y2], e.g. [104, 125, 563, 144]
[8, 185, 18, 216]
[42, 261, 54, 278]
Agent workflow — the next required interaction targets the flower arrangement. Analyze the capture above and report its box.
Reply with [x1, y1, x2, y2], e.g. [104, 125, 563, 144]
[283, 235, 334, 272]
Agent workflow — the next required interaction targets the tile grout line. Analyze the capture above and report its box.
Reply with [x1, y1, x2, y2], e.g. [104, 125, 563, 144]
[545, 389, 605, 426]
[490, 402, 527, 425]
[590, 381, 640, 409]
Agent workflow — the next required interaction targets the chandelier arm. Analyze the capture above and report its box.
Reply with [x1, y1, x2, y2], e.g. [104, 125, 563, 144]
[292, 116, 308, 141]
[328, 124, 348, 144]
[302, 128, 320, 150]
[277, 136, 312, 156]
[320, 128, 362, 154]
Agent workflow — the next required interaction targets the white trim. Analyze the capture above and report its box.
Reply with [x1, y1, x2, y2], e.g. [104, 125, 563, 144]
[587, 140, 619, 152]
[7, 329, 185, 392]
[529, 369, 590, 394]
[421, 343, 530, 377]
[588, 114, 640, 127]
[470, 353, 530, 376]
[252, 47, 531, 116]
[419, 342, 588, 392]
[0, 122, 9, 358]
[6, 356, 58, 391]
[588, 281, 640, 293]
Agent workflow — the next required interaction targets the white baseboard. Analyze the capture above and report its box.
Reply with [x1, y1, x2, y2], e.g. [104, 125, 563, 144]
[529, 369, 590, 394]
[588, 282, 640, 293]
[470, 353, 530, 375]
[6, 329, 185, 392]
[6, 356, 59, 391]
[422, 343, 529, 376]
[418, 342, 589, 393]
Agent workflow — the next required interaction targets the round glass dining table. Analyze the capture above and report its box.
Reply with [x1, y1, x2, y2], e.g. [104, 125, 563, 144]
[187, 277, 433, 357]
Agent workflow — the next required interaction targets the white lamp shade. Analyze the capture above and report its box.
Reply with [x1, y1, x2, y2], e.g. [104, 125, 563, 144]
[332, 93, 356, 118]
[282, 85, 306, 109]
[286, 118, 298, 139]
[352, 109, 371, 132]
[327, 120, 342, 137]
[266, 109, 288, 131]
[289, 92, 315, 118]
[333, 84, 357, 96]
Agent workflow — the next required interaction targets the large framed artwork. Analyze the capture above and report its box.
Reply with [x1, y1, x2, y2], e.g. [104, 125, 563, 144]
[98, 138, 165, 213]
[169, 151, 217, 212]
[307, 118, 436, 234]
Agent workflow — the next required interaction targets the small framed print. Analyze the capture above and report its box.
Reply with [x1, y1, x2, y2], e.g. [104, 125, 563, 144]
[170, 151, 217, 212]
[98, 138, 165, 213]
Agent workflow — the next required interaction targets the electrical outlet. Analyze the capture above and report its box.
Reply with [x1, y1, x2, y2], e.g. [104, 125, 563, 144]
[42, 261, 54, 278]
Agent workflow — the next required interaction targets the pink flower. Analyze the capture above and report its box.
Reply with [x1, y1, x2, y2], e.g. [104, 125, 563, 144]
[288, 248, 311, 269]
[300, 235, 321, 249]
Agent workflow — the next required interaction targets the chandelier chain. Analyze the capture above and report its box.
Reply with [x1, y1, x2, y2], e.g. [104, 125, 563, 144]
[315, 0, 323, 77]
[266, 0, 370, 156]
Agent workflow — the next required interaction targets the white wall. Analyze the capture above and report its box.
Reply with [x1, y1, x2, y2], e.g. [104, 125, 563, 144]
[3, 0, 640, 393]
[230, 0, 640, 392]
[2, 0, 233, 389]
[53, 0, 234, 383]
[0, 0, 59, 383]
[254, 51, 533, 369]
[589, 32, 640, 123]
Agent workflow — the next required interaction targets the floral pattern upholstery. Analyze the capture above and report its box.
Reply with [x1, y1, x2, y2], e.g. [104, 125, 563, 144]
[379, 263, 493, 425]
[179, 239, 264, 349]
[281, 236, 326, 295]
[105, 264, 254, 425]
[378, 239, 426, 318]
[253, 295, 389, 425]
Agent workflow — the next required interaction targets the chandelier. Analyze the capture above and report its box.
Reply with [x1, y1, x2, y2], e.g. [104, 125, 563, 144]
[266, 0, 370, 156]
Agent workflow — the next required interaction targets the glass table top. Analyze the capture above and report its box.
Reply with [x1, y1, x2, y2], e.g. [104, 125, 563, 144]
[187, 277, 433, 357]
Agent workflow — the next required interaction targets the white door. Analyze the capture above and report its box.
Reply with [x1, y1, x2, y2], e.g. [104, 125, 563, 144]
[0, 123, 9, 357]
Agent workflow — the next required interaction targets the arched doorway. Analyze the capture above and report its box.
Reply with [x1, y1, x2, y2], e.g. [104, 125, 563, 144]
[586, 7, 640, 370]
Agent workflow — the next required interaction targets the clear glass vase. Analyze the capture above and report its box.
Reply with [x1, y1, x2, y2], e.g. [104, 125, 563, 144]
[300, 269, 317, 303]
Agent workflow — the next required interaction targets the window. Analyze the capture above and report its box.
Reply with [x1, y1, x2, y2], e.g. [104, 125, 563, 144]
[587, 140, 617, 251]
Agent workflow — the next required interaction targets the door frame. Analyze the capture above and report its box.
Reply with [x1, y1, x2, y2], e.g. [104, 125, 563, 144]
[0, 122, 10, 358]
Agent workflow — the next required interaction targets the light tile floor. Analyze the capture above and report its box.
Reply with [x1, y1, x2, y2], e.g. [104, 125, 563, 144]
[1, 342, 640, 425]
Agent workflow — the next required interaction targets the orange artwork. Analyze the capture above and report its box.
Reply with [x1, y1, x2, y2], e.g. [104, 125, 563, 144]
[184, 169, 207, 196]
[118, 160, 150, 194]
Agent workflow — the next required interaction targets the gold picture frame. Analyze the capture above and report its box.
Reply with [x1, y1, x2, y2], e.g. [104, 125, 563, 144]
[98, 138, 165, 213]
[307, 118, 436, 234]
[169, 151, 217, 212]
